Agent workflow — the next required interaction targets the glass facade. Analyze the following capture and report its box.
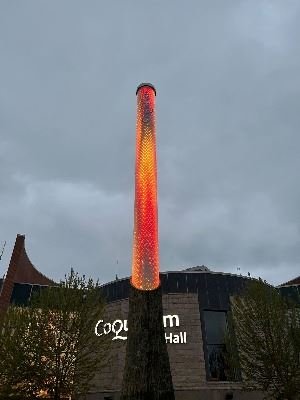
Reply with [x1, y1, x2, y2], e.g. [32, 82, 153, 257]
[204, 311, 227, 343]
[203, 310, 229, 381]
[10, 282, 48, 305]
[10, 283, 32, 305]
[207, 344, 228, 381]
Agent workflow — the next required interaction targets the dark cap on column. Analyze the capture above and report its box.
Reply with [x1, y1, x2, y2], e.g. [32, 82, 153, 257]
[136, 83, 156, 96]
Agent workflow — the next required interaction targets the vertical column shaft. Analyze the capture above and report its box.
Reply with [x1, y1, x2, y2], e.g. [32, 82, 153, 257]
[131, 84, 159, 290]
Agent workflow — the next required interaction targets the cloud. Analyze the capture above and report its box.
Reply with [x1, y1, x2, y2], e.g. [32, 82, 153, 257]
[0, 1, 300, 286]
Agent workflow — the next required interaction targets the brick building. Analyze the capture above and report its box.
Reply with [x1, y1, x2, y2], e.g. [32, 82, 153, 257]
[1, 234, 299, 400]
[0, 234, 53, 311]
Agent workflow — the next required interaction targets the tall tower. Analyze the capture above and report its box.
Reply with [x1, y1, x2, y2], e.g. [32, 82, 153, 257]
[121, 84, 174, 400]
[131, 83, 159, 291]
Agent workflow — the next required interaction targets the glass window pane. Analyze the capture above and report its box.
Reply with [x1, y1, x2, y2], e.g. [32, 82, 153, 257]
[207, 344, 228, 381]
[203, 310, 226, 344]
[10, 283, 32, 305]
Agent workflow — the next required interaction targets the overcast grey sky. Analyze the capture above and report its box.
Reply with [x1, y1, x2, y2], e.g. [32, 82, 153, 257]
[0, 1, 299, 286]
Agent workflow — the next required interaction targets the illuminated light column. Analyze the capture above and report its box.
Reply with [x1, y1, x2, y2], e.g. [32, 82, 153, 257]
[120, 84, 174, 400]
[131, 83, 160, 290]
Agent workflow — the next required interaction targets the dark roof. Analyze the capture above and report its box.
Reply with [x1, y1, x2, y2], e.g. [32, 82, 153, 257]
[100, 271, 253, 308]
[184, 265, 210, 272]
[7, 269, 300, 308]
[278, 276, 300, 287]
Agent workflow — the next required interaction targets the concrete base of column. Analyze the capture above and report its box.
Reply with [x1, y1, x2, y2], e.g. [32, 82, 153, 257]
[120, 284, 175, 400]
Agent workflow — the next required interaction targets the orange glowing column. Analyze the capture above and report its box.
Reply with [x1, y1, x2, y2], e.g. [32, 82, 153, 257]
[131, 83, 160, 290]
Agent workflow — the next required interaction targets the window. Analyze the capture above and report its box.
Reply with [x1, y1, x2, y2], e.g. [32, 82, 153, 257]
[203, 310, 229, 381]
[10, 283, 32, 305]
[204, 311, 226, 343]
[207, 344, 228, 380]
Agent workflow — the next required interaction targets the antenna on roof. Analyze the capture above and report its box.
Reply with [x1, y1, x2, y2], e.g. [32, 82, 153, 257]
[115, 259, 119, 282]
[0, 241, 6, 261]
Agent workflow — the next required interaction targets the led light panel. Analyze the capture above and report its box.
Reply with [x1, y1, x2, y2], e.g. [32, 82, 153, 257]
[131, 84, 159, 290]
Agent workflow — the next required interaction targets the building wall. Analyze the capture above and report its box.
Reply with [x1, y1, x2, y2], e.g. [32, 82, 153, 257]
[163, 293, 206, 390]
[92, 298, 129, 393]
[90, 293, 264, 400]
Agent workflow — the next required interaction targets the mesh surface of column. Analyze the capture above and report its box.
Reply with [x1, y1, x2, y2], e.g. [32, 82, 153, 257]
[121, 84, 174, 400]
[131, 83, 159, 290]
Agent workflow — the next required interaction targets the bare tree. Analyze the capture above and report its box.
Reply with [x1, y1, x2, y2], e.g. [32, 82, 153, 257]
[0, 270, 109, 399]
[225, 279, 300, 400]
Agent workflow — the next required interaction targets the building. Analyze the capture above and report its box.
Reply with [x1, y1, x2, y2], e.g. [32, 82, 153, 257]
[93, 268, 258, 400]
[1, 234, 299, 400]
[0, 234, 53, 311]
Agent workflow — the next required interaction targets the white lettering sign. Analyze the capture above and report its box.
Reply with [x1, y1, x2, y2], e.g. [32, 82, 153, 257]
[163, 314, 179, 328]
[95, 315, 187, 344]
[165, 332, 186, 344]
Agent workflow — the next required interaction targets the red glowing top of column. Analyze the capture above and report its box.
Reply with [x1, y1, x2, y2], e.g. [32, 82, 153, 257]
[131, 83, 160, 290]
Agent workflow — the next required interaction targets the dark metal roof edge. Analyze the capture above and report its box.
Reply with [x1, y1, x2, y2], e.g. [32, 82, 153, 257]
[99, 270, 258, 289]
[136, 83, 156, 96]
[278, 283, 300, 288]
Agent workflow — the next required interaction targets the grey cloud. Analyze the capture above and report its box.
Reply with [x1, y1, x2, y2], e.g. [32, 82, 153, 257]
[1, 1, 300, 286]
